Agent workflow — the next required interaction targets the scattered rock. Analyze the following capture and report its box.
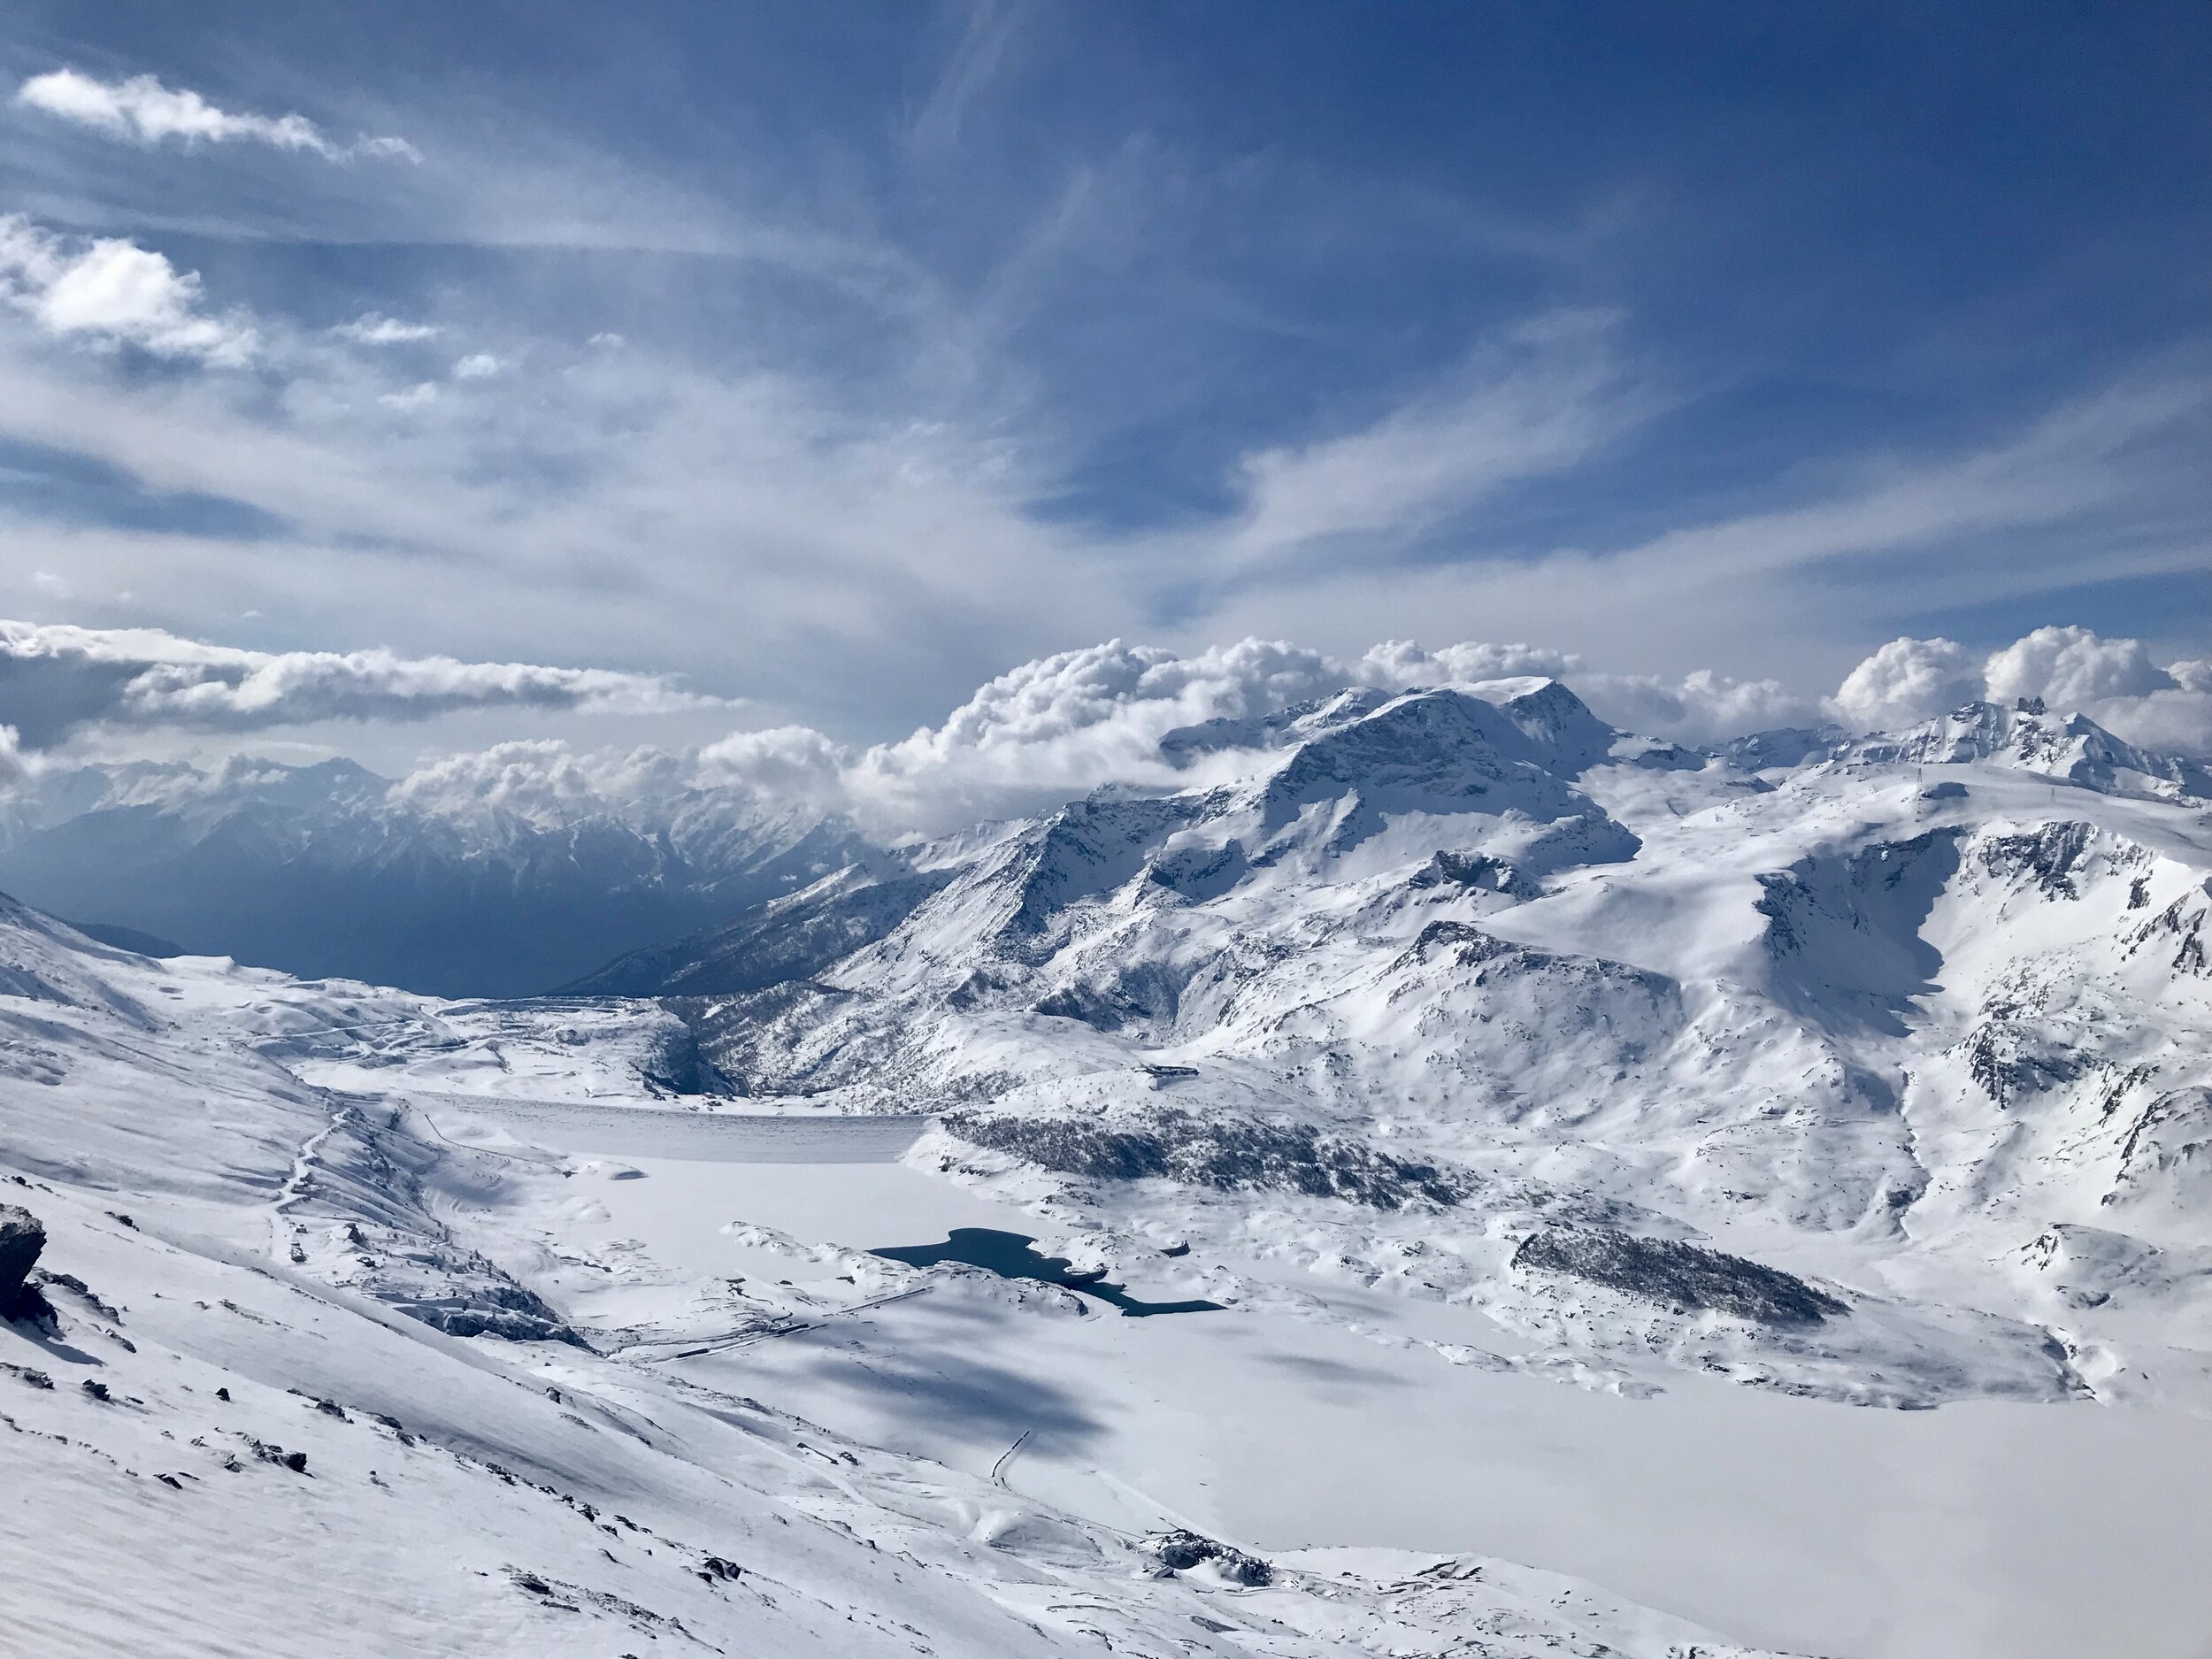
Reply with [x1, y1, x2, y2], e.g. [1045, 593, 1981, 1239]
[81, 1379, 111, 1402]
[35, 1270, 123, 1322]
[246, 1438, 308, 1472]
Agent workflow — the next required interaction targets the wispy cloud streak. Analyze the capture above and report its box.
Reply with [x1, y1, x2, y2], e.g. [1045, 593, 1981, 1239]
[17, 68, 419, 162]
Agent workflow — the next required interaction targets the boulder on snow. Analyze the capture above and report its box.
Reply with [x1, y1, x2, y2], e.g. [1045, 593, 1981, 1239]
[0, 1204, 47, 1319]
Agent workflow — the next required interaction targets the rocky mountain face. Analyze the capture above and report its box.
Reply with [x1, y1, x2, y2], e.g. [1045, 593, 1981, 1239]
[0, 757, 873, 995]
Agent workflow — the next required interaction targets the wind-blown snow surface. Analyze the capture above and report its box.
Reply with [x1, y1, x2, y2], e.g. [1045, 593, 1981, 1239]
[6, 681, 2212, 1657]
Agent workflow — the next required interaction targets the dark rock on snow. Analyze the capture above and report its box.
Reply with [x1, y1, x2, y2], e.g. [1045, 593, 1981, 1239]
[1513, 1228, 1848, 1327]
[944, 1108, 1472, 1211]
[0, 1203, 47, 1320]
[1143, 1529, 1272, 1586]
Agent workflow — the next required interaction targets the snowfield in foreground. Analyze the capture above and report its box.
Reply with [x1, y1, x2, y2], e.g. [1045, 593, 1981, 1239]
[4, 683, 2212, 1657]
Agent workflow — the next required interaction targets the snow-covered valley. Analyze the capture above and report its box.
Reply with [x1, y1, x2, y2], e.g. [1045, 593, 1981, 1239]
[5, 680, 2212, 1657]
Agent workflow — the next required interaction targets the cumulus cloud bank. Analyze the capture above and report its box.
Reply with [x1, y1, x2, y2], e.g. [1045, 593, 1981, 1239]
[675, 627, 2212, 834]
[1829, 637, 1984, 732]
[414, 637, 1820, 839]
[0, 214, 257, 364]
[7, 619, 2206, 838]
[1826, 625, 2210, 757]
[0, 621, 721, 750]
[16, 68, 419, 162]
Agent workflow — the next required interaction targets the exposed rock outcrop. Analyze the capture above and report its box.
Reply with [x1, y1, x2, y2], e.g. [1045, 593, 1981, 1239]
[0, 1203, 47, 1321]
[1514, 1228, 1848, 1327]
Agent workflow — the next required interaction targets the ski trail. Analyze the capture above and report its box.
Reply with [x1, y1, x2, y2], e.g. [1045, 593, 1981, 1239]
[990, 1427, 1032, 1487]
[268, 1100, 354, 1262]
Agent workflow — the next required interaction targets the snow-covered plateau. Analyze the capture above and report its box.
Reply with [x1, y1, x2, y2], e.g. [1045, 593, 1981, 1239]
[5, 680, 2212, 1658]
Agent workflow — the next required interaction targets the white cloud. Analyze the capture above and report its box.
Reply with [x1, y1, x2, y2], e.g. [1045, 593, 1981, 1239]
[16, 67, 419, 162]
[1982, 624, 2176, 709]
[1196, 377, 2208, 694]
[799, 638, 1352, 833]
[194, 625, 2212, 844]
[908, 0, 1023, 158]
[688, 635, 1809, 835]
[2078, 690, 2212, 757]
[377, 381, 438, 410]
[451, 352, 503, 380]
[0, 620, 721, 749]
[0, 177, 2196, 768]
[1352, 640, 1580, 687]
[0, 215, 256, 364]
[1828, 636, 1983, 731]
[1577, 669, 1816, 745]
[390, 738, 694, 823]
[1225, 311, 1647, 569]
[1821, 626, 2212, 757]
[332, 313, 441, 345]
[1341, 640, 1813, 745]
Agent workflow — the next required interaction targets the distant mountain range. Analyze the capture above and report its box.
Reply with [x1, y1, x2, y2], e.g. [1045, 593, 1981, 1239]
[0, 756, 874, 995]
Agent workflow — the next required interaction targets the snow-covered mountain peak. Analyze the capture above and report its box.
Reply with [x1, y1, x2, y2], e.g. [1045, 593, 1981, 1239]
[1846, 697, 2212, 802]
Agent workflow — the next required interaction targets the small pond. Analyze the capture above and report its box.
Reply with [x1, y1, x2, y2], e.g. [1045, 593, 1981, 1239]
[871, 1227, 1224, 1317]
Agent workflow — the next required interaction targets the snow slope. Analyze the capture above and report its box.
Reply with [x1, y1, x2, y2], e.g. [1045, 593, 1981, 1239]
[0, 900, 1829, 1658]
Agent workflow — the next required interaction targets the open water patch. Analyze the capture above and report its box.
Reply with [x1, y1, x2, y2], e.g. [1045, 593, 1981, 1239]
[871, 1227, 1224, 1317]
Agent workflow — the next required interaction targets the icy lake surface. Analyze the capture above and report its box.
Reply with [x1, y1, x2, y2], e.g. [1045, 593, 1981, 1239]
[872, 1227, 1226, 1316]
[520, 1135, 2212, 1659]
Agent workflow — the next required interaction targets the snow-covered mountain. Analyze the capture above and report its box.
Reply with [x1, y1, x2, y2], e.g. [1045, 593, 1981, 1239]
[6, 677, 2212, 1657]
[581, 682, 2212, 1417]
[0, 757, 874, 995]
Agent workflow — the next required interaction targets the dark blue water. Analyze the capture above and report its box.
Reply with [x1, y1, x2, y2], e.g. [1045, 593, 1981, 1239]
[871, 1227, 1224, 1317]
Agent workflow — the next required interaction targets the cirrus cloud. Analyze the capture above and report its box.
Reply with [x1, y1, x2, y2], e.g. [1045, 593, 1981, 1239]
[16, 67, 419, 162]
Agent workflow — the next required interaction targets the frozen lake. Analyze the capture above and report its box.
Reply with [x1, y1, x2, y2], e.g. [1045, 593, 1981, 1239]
[486, 1119, 2212, 1659]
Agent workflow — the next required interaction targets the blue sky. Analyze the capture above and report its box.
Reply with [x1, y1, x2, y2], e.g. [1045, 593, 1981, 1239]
[0, 2, 2206, 769]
